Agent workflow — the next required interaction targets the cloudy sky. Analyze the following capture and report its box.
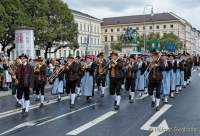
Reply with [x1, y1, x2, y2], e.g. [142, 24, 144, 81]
[65, 0, 200, 29]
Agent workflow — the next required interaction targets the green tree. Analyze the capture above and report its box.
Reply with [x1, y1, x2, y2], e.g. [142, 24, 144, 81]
[110, 42, 122, 52]
[160, 33, 183, 50]
[21, 0, 78, 58]
[147, 32, 160, 39]
[0, 0, 31, 56]
[0, 0, 78, 58]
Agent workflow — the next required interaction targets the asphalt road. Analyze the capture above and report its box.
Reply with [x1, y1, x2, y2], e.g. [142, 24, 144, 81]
[0, 69, 200, 136]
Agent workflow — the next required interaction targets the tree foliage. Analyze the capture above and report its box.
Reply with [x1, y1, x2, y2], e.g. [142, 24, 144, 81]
[0, 0, 30, 55]
[160, 33, 183, 50]
[0, 0, 78, 58]
[139, 32, 183, 51]
[110, 42, 122, 52]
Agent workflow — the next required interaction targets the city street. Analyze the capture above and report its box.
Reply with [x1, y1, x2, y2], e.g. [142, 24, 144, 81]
[0, 69, 199, 136]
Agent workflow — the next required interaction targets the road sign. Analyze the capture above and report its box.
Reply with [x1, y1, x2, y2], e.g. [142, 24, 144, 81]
[146, 39, 161, 52]
[163, 43, 176, 52]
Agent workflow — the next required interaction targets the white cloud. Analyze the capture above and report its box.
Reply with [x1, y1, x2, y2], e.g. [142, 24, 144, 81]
[65, 0, 200, 29]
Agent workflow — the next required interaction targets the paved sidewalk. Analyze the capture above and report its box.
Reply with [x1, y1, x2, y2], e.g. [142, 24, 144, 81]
[0, 91, 12, 97]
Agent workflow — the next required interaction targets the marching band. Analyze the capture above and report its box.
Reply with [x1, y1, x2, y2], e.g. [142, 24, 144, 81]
[0, 50, 196, 117]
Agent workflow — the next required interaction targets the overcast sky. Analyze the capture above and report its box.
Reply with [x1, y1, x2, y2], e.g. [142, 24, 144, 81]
[65, 0, 200, 29]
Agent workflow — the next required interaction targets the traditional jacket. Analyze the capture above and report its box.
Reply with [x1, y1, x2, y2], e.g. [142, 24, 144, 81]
[34, 64, 47, 84]
[109, 58, 123, 79]
[95, 59, 107, 77]
[16, 64, 34, 88]
[125, 62, 138, 80]
[148, 61, 164, 82]
[65, 61, 81, 81]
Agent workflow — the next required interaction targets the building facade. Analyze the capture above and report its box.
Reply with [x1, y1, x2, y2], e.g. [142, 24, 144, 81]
[47, 10, 103, 58]
[101, 12, 200, 54]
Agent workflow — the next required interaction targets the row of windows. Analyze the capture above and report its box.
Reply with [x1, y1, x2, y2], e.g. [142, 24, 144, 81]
[77, 22, 100, 33]
[104, 24, 174, 33]
[79, 36, 100, 45]
[104, 35, 120, 42]
[104, 31, 175, 42]
[56, 49, 101, 58]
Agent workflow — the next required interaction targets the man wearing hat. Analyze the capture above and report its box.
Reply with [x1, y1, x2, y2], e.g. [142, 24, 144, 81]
[75, 55, 82, 97]
[186, 53, 193, 84]
[16, 54, 34, 116]
[148, 52, 164, 111]
[95, 52, 107, 97]
[34, 56, 47, 107]
[124, 55, 138, 103]
[65, 54, 81, 108]
[109, 51, 123, 110]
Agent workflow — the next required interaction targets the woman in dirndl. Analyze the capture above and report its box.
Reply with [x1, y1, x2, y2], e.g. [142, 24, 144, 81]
[135, 56, 146, 96]
[51, 62, 64, 101]
[81, 56, 96, 102]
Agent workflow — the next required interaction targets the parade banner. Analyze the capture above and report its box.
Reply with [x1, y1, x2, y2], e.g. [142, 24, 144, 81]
[15, 27, 35, 59]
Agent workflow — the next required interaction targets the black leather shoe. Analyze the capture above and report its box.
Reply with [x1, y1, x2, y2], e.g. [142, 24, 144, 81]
[113, 101, 117, 106]
[156, 107, 160, 111]
[70, 104, 74, 109]
[39, 103, 44, 108]
[114, 105, 120, 110]
[21, 108, 25, 114]
[130, 99, 134, 104]
[151, 101, 155, 108]
[15, 102, 21, 108]
[22, 112, 29, 117]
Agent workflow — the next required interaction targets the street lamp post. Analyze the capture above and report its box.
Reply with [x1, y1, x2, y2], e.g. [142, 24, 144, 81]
[143, 5, 154, 52]
[86, 16, 92, 56]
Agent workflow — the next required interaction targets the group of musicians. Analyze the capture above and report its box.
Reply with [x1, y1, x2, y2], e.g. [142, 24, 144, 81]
[6, 50, 194, 116]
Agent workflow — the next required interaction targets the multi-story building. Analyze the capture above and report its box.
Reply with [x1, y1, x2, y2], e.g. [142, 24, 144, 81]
[191, 28, 200, 55]
[101, 12, 200, 54]
[47, 9, 103, 58]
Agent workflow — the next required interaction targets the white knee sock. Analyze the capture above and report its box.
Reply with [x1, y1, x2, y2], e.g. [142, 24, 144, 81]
[121, 84, 125, 89]
[156, 99, 160, 107]
[40, 95, 44, 104]
[58, 94, 61, 99]
[101, 86, 105, 95]
[164, 96, 168, 102]
[130, 92, 135, 100]
[114, 94, 117, 101]
[151, 95, 156, 102]
[76, 87, 81, 95]
[171, 92, 174, 97]
[176, 87, 179, 93]
[184, 81, 187, 86]
[19, 98, 25, 109]
[36, 95, 40, 99]
[71, 93, 76, 105]
[25, 100, 30, 112]
[116, 95, 121, 106]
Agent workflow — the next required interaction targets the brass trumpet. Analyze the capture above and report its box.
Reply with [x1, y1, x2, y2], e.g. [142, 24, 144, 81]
[48, 65, 64, 82]
[99, 57, 120, 75]
[146, 53, 162, 77]
[8, 62, 18, 85]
